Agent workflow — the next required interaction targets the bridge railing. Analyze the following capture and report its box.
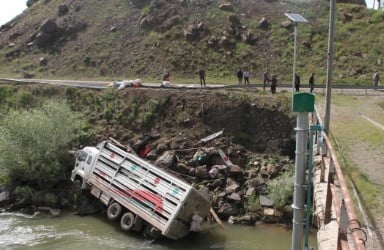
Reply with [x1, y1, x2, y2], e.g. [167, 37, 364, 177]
[312, 108, 367, 250]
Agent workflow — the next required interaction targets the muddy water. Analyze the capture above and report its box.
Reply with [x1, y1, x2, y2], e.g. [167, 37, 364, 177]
[0, 212, 317, 250]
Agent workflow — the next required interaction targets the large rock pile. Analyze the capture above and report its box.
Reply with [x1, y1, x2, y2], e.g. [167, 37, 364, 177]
[127, 132, 294, 225]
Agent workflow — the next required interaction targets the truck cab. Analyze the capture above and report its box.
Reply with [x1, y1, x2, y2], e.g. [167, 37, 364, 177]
[71, 146, 99, 189]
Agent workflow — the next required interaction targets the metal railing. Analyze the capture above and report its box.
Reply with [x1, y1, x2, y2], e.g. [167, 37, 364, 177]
[312, 108, 367, 250]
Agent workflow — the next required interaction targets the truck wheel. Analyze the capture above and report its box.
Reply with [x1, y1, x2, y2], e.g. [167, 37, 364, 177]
[73, 179, 82, 191]
[107, 202, 122, 220]
[120, 212, 135, 231]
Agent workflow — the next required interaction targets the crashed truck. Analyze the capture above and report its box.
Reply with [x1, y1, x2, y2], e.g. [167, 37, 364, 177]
[71, 140, 211, 240]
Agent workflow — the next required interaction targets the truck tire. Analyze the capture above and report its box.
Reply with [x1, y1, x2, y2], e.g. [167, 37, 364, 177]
[120, 212, 135, 231]
[107, 202, 122, 220]
[73, 179, 82, 191]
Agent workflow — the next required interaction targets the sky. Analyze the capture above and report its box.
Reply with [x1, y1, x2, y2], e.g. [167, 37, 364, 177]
[0, 0, 378, 26]
[0, 0, 27, 26]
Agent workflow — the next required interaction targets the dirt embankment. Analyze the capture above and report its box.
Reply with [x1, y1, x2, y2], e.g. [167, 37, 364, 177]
[1, 85, 296, 224]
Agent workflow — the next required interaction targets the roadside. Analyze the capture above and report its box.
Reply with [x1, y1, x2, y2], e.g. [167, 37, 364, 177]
[316, 92, 384, 249]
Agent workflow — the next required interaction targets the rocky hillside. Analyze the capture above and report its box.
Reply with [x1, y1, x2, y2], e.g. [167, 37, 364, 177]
[0, 0, 381, 84]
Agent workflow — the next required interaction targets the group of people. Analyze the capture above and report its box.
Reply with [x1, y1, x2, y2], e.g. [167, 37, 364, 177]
[294, 72, 315, 93]
[163, 68, 318, 94]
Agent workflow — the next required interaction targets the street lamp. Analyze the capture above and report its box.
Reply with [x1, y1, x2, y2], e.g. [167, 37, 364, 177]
[285, 13, 308, 92]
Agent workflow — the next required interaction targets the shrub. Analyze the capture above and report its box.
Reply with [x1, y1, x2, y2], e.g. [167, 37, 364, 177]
[267, 170, 294, 208]
[0, 100, 86, 189]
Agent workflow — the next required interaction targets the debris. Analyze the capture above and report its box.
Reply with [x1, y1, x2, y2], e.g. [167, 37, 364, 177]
[112, 79, 142, 90]
[218, 149, 234, 167]
[200, 130, 223, 143]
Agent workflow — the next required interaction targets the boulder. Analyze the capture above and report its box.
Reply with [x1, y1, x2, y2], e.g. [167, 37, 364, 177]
[343, 13, 353, 23]
[245, 187, 255, 197]
[110, 26, 117, 32]
[267, 164, 281, 177]
[9, 31, 21, 40]
[219, 35, 232, 49]
[39, 57, 47, 66]
[184, 24, 200, 41]
[263, 208, 282, 217]
[219, 3, 233, 11]
[227, 192, 241, 202]
[156, 143, 168, 154]
[229, 165, 243, 176]
[174, 162, 190, 175]
[155, 151, 175, 168]
[259, 17, 270, 30]
[160, 15, 182, 32]
[217, 202, 239, 217]
[281, 20, 293, 29]
[195, 165, 209, 179]
[0, 190, 10, 207]
[225, 182, 239, 193]
[27, 0, 39, 7]
[228, 14, 241, 27]
[40, 19, 58, 34]
[58, 4, 69, 16]
[140, 16, 159, 29]
[36, 32, 53, 47]
[146, 150, 158, 161]
[247, 176, 265, 187]
[259, 195, 274, 207]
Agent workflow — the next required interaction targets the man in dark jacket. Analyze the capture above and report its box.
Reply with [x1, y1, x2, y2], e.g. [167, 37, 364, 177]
[237, 69, 243, 84]
[294, 73, 301, 92]
[199, 69, 206, 87]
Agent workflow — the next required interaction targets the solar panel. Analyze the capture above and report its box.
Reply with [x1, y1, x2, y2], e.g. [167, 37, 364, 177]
[285, 13, 308, 23]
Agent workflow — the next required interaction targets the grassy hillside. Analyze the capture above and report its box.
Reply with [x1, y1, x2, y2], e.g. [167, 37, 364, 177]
[0, 0, 381, 84]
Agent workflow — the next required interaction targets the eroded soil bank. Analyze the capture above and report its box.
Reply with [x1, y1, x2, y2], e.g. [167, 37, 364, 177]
[0, 84, 296, 225]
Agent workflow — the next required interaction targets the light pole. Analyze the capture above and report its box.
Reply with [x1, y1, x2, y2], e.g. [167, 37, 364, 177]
[324, 0, 336, 134]
[285, 13, 308, 92]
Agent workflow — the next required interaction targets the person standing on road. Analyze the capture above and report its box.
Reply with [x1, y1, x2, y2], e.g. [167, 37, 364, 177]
[294, 73, 301, 92]
[271, 74, 277, 94]
[237, 69, 243, 84]
[243, 70, 250, 85]
[263, 71, 269, 91]
[309, 73, 315, 93]
[373, 71, 380, 88]
[199, 69, 206, 87]
[162, 68, 170, 81]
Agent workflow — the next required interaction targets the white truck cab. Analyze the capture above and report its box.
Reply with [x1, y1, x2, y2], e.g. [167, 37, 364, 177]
[71, 146, 100, 189]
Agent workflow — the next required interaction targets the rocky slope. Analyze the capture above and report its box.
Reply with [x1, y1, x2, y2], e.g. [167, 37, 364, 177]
[0, 0, 380, 84]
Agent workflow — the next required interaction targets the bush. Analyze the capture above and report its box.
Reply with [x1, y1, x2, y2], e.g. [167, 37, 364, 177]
[0, 100, 86, 189]
[267, 170, 294, 208]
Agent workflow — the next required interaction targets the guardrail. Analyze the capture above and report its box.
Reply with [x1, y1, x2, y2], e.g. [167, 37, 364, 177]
[312, 108, 367, 250]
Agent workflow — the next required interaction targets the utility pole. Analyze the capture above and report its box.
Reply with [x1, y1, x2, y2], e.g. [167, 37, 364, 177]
[291, 93, 315, 250]
[324, 0, 336, 134]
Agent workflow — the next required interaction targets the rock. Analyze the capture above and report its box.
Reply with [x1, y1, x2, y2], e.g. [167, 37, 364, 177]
[27, 0, 39, 7]
[110, 26, 117, 32]
[229, 165, 242, 176]
[281, 20, 293, 29]
[40, 19, 58, 34]
[219, 3, 233, 11]
[239, 214, 253, 225]
[245, 187, 255, 197]
[197, 22, 204, 31]
[140, 16, 159, 29]
[130, 0, 151, 8]
[259, 17, 270, 30]
[267, 164, 281, 177]
[146, 150, 158, 161]
[219, 35, 232, 49]
[195, 165, 209, 179]
[50, 208, 61, 217]
[217, 202, 239, 217]
[228, 14, 241, 27]
[0, 190, 10, 207]
[75, 194, 103, 215]
[259, 195, 274, 207]
[174, 162, 190, 175]
[156, 143, 168, 154]
[227, 193, 241, 202]
[343, 13, 353, 23]
[36, 32, 53, 47]
[58, 4, 69, 16]
[263, 208, 282, 217]
[155, 151, 175, 168]
[225, 182, 239, 193]
[8, 42, 16, 47]
[9, 31, 21, 40]
[160, 15, 182, 32]
[39, 57, 47, 66]
[207, 35, 218, 47]
[26, 33, 36, 43]
[184, 24, 200, 41]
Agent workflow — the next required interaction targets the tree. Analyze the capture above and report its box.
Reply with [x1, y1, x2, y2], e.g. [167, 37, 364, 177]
[0, 100, 86, 189]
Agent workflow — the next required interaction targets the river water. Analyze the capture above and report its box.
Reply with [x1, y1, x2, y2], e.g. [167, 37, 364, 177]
[0, 212, 317, 250]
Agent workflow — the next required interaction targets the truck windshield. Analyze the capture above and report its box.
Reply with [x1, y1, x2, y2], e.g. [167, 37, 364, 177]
[78, 151, 88, 162]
